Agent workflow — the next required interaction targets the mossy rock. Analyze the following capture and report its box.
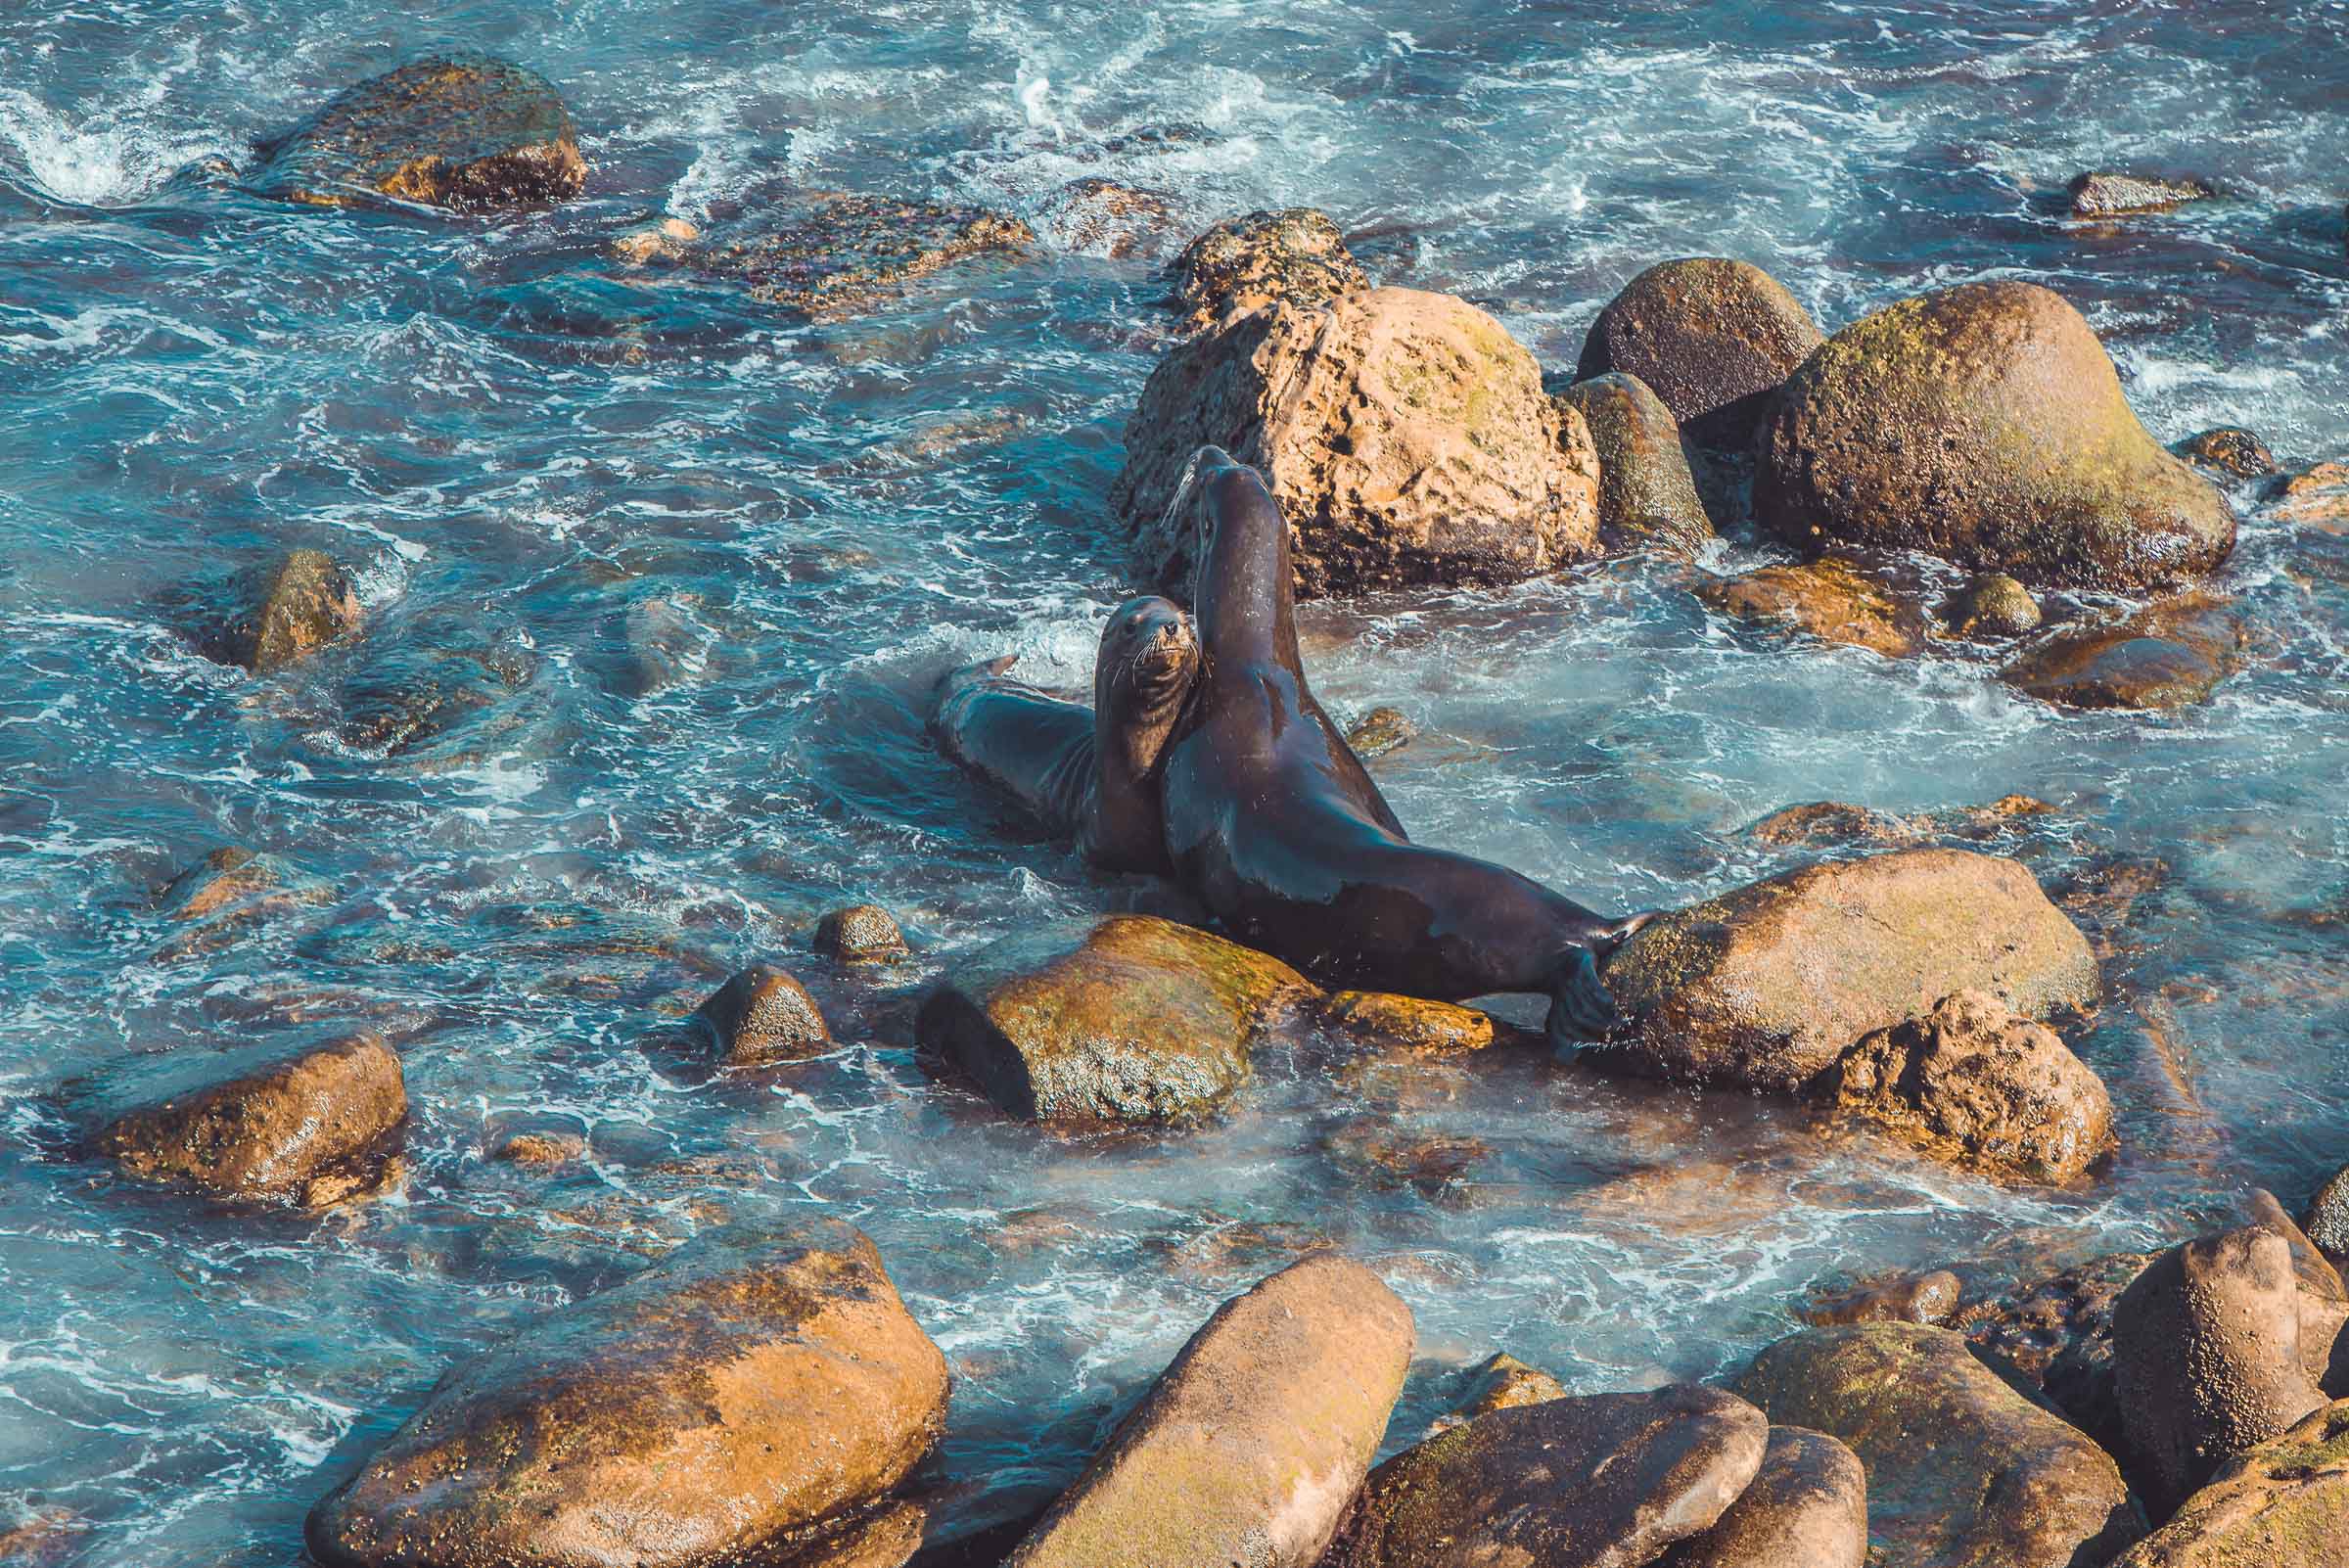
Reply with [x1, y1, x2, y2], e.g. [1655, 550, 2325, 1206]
[1696, 555, 1925, 657]
[1556, 371, 1715, 558]
[252, 54, 584, 211]
[1757, 281, 2235, 589]
[916, 915, 1315, 1126]
[2001, 593, 2244, 711]
[1576, 257, 1823, 447]
[667, 193, 1033, 319]
[2113, 1400, 2349, 1567]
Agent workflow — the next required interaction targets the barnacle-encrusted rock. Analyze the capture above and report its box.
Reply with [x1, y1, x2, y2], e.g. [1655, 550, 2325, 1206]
[2069, 171, 2217, 217]
[1167, 208, 1368, 333]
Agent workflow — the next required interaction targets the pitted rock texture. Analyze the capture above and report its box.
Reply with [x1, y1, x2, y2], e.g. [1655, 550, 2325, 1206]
[695, 962, 833, 1067]
[1575, 257, 1824, 445]
[1167, 208, 1368, 333]
[2113, 1399, 2349, 1567]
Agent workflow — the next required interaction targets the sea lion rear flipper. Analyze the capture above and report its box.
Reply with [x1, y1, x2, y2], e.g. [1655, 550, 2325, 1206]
[1544, 945, 1623, 1045]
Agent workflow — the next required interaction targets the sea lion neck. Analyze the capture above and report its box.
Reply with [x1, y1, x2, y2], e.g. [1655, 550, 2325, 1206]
[1189, 450, 1306, 687]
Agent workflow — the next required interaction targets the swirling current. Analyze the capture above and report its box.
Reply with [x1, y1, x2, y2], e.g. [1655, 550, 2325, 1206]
[2, 1, 2346, 1561]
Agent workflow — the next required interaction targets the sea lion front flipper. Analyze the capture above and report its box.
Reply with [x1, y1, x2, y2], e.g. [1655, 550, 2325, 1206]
[1544, 945, 1623, 1045]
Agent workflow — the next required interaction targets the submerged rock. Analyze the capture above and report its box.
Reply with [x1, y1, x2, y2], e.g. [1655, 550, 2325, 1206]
[2069, 171, 2217, 217]
[1945, 573, 2043, 640]
[816, 905, 910, 965]
[252, 54, 584, 211]
[1601, 848, 2098, 1094]
[2115, 1226, 2328, 1517]
[1116, 287, 1602, 600]
[1332, 1384, 1769, 1568]
[492, 1130, 585, 1166]
[1802, 1268, 1963, 1328]
[1820, 990, 2115, 1182]
[2113, 1399, 2349, 1567]
[641, 194, 1032, 318]
[1427, 1351, 1568, 1433]
[1659, 1425, 1869, 1568]
[1036, 176, 1179, 260]
[2172, 427, 2279, 481]
[1961, 1249, 2151, 1467]
[1747, 801, 1923, 851]
[1757, 281, 2236, 589]
[1575, 257, 1824, 446]
[1342, 706, 1417, 758]
[694, 962, 833, 1067]
[1556, 371, 1715, 558]
[307, 1220, 949, 1568]
[1319, 990, 1497, 1056]
[1166, 208, 1368, 334]
[2001, 593, 2245, 711]
[2262, 460, 2349, 528]
[1736, 1321, 2142, 1568]
[197, 549, 362, 673]
[1696, 556, 1924, 657]
[916, 915, 1313, 1125]
[1006, 1252, 1412, 1568]
[86, 1034, 406, 1207]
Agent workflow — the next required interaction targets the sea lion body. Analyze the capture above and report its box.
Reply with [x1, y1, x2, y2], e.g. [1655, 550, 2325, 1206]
[1159, 448, 1644, 1038]
[932, 596, 1199, 872]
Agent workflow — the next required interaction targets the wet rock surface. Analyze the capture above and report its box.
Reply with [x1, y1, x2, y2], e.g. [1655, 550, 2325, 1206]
[634, 194, 1033, 318]
[1945, 573, 2043, 639]
[1006, 1252, 1412, 1568]
[2112, 1399, 2349, 1567]
[1961, 1250, 2153, 1466]
[1116, 286, 1602, 600]
[2303, 1161, 2349, 1259]
[1575, 257, 1824, 446]
[916, 915, 1314, 1125]
[1736, 1321, 2142, 1568]
[1166, 208, 1368, 334]
[2172, 427, 2279, 480]
[1747, 801, 1924, 850]
[1820, 990, 2115, 1182]
[1427, 1352, 1567, 1433]
[1330, 1383, 1769, 1568]
[1601, 848, 2099, 1093]
[1341, 706, 1417, 758]
[817, 905, 910, 964]
[2262, 460, 2349, 528]
[1658, 1424, 1869, 1568]
[1556, 371, 1715, 558]
[1319, 991, 1498, 1056]
[307, 1220, 949, 1568]
[84, 1033, 406, 1207]
[1757, 281, 2236, 589]
[1697, 556, 1924, 657]
[694, 962, 834, 1067]
[2001, 593, 2246, 711]
[195, 549, 362, 673]
[252, 54, 584, 211]
[1036, 177, 1179, 260]
[1803, 1268, 1962, 1327]
[2068, 171, 2218, 216]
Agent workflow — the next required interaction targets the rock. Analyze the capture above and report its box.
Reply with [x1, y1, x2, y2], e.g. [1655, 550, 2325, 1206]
[1005, 1252, 1412, 1568]
[1115, 287, 1602, 601]
[1658, 1425, 1869, 1568]
[2262, 461, 2349, 528]
[1330, 1384, 1769, 1568]
[2303, 1162, 2349, 1261]
[1343, 707, 1416, 757]
[2115, 1226, 2327, 1516]
[671, 194, 1032, 318]
[2111, 1399, 2349, 1567]
[1802, 1268, 1962, 1327]
[695, 962, 833, 1067]
[1747, 801, 1924, 850]
[1756, 281, 2236, 590]
[1318, 1120, 1489, 1205]
[1167, 208, 1368, 334]
[1555, 372, 1715, 557]
[307, 1220, 949, 1568]
[1601, 848, 2099, 1094]
[1427, 1352, 1567, 1433]
[816, 905, 909, 965]
[2069, 172, 2218, 217]
[1736, 1321, 2141, 1568]
[2171, 427, 2279, 480]
[1946, 573, 2043, 639]
[916, 915, 1313, 1126]
[1819, 990, 2115, 1182]
[86, 1034, 406, 1207]
[2001, 592, 2245, 712]
[1320, 991, 1497, 1056]
[2245, 1189, 2349, 1388]
[613, 215, 700, 264]
[252, 54, 584, 211]
[1696, 556, 1924, 658]
[493, 1130, 584, 1166]
[1575, 258, 1825, 446]
[0, 1506, 85, 1568]
[1960, 1250, 2154, 1467]
[154, 844, 335, 960]
[199, 549, 362, 673]
[1036, 177, 1179, 260]
[782, 1502, 926, 1568]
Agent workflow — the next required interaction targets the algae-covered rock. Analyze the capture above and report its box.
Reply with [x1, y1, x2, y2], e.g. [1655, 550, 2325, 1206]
[1820, 990, 2115, 1182]
[1945, 573, 2043, 640]
[1116, 287, 1602, 600]
[634, 194, 1031, 318]
[1006, 1252, 1412, 1568]
[252, 54, 584, 211]
[1332, 1384, 1770, 1568]
[2113, 1399, 2349, 1567]
[1036, 176, 1179, 261]
[1426, 1352, 1567, 1434]
[2001, 593, 2245, 711]
[2069, 171, 2217, 217]
[1696, 556, 1925, 657]
[306, 1220, 949, 1568]
[1575, 258, 1824, 446]
[1166, 208, 1368, 334]
[2172, 427, 2279, 480]
[1319, 991, 1497, 1056]
[1757, 281, 2236, 589]
[1735, 1321, 2142, 1568]
[1659, 1424, 1869, 1568]
[1747, 801, 1924, 851]
[1601, 849, 2098, 1094]
[916, 915, 1315, 1125]
[1342, 706, 1417, 758]
[201, 549, 362, 673]
[1556, 371, 1715, 557]
[694, 962, 833, 1067]
[816, 905, 909, 964]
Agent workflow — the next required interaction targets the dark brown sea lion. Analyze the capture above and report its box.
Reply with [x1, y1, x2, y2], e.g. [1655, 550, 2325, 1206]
[1159, 446, 1650, 1040]
[931, 596, 1200, 873]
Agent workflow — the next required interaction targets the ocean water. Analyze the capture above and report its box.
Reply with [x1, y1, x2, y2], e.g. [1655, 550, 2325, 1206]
[2, 0, 2345, 1560]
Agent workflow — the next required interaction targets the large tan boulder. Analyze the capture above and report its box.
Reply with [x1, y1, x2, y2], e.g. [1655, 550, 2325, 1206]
[1757, 281, 2236, 589]
[1601, 849, 2098, 1093]
[916, 915, 1314, 1126]
[1007, 1252, 1413, 1568]
[1115, 287, 1602, 600]
[306, 1220, 949, 1568]
[2113, 1399, 2349, 1566]
[1575, 258, 1824, 446]
[1736, 1322, 2142, 1568]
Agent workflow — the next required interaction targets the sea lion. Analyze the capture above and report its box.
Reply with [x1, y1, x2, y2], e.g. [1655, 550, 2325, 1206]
[1158, 446, 1650, 1041]
[932, 596, 1201, 872]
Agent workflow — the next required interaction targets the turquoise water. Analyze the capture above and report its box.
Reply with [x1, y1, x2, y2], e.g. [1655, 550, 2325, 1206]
[2, 1, 2346, 1560]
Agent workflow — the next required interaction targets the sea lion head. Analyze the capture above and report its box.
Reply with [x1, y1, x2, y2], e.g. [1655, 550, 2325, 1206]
[1094, 594, 1200, 774]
